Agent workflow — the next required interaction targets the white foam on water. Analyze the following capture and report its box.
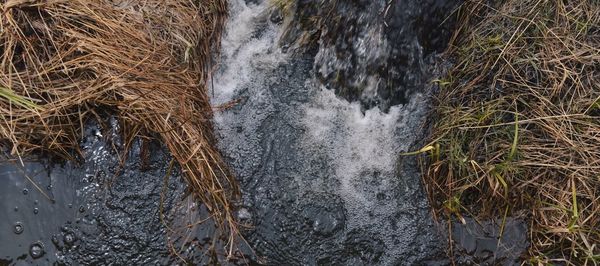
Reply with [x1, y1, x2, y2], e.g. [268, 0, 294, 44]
[211, 0, 285, 106]
[214, 0, 433, 261]
[301, 87, 428, 261]
[302, 88, 415, 213]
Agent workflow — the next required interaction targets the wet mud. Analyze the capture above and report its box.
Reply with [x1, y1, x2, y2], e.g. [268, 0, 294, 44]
[0, 121, 217, 265]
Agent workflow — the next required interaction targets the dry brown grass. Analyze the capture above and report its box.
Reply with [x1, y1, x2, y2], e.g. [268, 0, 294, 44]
[0, 0, 240, 259]
[422, 0, 600, 264]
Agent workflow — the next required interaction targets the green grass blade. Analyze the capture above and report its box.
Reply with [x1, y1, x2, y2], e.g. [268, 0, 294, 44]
[508, 112, 518, 160]
[0, 86, 42, 111]
[401, 145, 435, 156]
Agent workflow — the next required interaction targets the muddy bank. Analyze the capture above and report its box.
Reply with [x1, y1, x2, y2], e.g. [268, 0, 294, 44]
[0, 120, 217, 265]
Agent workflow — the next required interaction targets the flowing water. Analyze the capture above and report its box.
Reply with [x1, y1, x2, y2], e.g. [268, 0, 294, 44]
[0, 0, 528, 265]
[211, 0, 449, 264]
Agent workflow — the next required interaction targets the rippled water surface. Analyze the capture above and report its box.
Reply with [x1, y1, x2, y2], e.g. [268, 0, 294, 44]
[211, 0, 449, 264]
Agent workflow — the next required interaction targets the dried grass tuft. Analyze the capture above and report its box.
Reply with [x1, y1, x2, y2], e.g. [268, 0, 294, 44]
[0, 0, 240, 258]
[422, 0, 600, 264]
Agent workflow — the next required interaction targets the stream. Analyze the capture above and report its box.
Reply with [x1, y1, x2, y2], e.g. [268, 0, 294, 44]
[211, 0, 447, 264]
[0, 0, 528, 265]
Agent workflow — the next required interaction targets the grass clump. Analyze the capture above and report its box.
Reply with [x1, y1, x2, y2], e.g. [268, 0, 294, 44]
[0, 0, 240, 259]
[423, 0, 600, 264]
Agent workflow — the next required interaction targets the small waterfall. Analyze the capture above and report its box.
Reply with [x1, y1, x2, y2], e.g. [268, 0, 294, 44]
[213, 0, 447, 264]
[0, 0, 530, 264]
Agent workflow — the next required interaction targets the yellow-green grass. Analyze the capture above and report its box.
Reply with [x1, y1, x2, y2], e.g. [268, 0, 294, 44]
[420, 0, 600, 264]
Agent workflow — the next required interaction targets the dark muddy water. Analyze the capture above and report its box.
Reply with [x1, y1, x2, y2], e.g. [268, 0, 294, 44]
[0, 0, 528, 265]
[0, 121, 215, 265]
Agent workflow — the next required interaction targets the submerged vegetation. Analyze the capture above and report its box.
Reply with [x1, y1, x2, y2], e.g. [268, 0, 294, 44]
[423, 0, 600, 264]
[0, 0, 240, 259]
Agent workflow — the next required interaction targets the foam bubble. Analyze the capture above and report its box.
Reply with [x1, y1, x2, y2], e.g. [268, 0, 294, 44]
[212, 0, 438, 262]
[301, 87, 430, 261]
[211, 0, 285, 106]
[302, 88, 411, 210]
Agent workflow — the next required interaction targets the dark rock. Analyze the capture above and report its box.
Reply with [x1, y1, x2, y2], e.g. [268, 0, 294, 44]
[281, 0, 462, 112]
[453, 217, 529, 265]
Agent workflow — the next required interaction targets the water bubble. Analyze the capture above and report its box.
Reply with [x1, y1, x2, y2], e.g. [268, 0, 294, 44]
[237, 208, 252, 221]
[63, 232, 76, 246]
[34, 200, 39, 205]
[14, 222, 24, 234]
[55, 255, 66, 265]
[22, 189, 29, 195]
[33, 208, 39, 214]
[14, 206, 18, 212]
[78, 206, 85, 213]
[51, 235, 60, 246]
[29, 241, 45, 259]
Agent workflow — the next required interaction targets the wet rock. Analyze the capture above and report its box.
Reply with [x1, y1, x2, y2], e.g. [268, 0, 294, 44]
[453, 217, 529, 265]
[269, 8, 283, 24]
[281, 0, 462, 112]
